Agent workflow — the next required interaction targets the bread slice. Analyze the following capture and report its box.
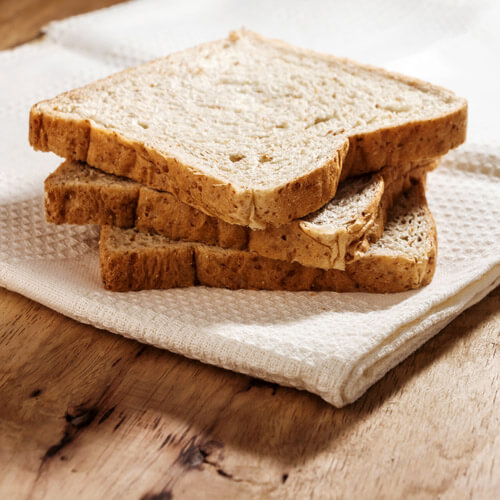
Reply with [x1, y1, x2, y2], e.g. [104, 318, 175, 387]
[31, 30, 466, 229]
[46, 158, 436, 270]
[99, 181, 437, 293]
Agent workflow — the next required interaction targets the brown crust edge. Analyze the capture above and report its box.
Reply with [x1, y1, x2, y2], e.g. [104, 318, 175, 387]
[341, 105, 467, 179]
[44, 160, 140, 227]
[99, 226, 196, 292]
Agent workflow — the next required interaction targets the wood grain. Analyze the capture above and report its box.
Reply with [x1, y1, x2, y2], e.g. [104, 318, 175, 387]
[1, 1, 499, 498]
[0, 286, 499, 499]
[0, 0, 127, 49]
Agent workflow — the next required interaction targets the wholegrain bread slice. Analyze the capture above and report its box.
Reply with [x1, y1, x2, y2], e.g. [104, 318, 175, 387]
[31, 29, 466, 229]
[46, 158, 436, 270]
[99, 181, 436, 293]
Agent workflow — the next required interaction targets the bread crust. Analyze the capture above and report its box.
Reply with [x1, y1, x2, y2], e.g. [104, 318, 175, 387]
[99, 227, 195, 292]
[44, 161, 139, 226]
[341, 107, 467, 179]
[30, 30, 466, 229]
[136, 188, 249, 250]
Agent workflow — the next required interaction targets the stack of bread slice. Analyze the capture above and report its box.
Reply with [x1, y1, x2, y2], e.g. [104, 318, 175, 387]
[30, 30, 467, 293]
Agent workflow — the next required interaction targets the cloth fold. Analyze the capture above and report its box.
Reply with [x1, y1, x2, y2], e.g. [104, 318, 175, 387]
[1, 0, 499, 406]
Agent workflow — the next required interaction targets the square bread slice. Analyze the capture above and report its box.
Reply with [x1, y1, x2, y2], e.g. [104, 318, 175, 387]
[31, 30, 466, 229]
[99, 180, 436, 293]
[45, 158, 436, 270]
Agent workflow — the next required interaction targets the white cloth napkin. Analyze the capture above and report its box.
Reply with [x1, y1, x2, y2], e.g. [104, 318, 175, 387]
[1, 0, 499, 406]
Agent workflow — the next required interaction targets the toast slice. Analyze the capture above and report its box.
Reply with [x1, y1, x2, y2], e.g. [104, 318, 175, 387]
[31, 30, 466, 229]
[99, 181, 436, 293]
[45, 158, 436, 270]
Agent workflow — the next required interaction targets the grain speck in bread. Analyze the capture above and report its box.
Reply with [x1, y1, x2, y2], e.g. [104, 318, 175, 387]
[31, 30, 466, 228]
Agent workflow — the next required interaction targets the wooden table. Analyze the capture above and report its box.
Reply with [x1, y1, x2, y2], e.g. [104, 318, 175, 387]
[1, 3, 499, 498]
